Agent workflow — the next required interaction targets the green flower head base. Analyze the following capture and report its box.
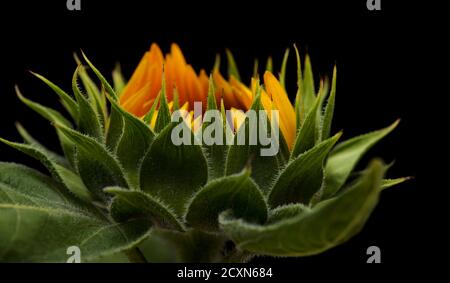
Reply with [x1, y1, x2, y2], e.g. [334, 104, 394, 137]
[0, 44, 410, 262]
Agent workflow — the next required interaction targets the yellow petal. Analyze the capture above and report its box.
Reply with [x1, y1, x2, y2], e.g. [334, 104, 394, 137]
[264, 71, 296, 149]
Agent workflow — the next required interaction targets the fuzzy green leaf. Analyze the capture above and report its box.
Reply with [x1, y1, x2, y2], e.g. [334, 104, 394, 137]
[15, 86, 77, 167]
[220, 159, 386, 256]
[0, 138, 91, 201]
[320, 120, 399, 200]
[268, 133, 341, 207]
[105, 187, 184, 231]
[0, 162, 151, 262]
[56, 124, 129, 200]
[15, 122, 68, 167]
[186, 169, 268, 232]
[140, 122, 208, 216]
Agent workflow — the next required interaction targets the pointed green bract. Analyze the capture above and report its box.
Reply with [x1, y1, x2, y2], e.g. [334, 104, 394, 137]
[112, 63, 126, 96]
[143, 93, 160, 125]
[73, 65, 105, 142]
[220, 159, 386, 256]
[268, 133, 341, 207]
[186, 169, 268, 232]
[280, 48, 290, 89]
[76, 62, 107, 127]
[106, 94, 154, 189]
[30, 71, 79, 122]
[139, 122, 208, 216]
[16, 86, 72, 128]
[322, 66, 337, 140]
[302, 54, 316, 115]
[225, 49, 241, 81]
[291, 89, 324, 158]
[381, 177, 411, 190]
[82, 51, 118, 101]
[294, 45, 303, 128]
[320, 120, 399, 200]
[225, 91, 280, 194]
[106, 107, 125, 151]
[154, 79, 171, 133]
[202, 77, 228, 180]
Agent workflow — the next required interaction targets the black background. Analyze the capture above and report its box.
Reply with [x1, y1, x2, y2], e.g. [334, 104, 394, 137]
[0, 0, 427, 271]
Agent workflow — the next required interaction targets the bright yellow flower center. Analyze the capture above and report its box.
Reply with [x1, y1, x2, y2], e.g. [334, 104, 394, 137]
[120, 43, 296, 150]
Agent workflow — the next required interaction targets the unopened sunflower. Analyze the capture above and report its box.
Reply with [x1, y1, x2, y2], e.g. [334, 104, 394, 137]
[0, 43, 409, 262]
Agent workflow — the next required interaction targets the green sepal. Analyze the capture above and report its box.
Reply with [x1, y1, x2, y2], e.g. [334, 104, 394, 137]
[112, 63, 126, 96]
[279, 48, 290, 89]
[225, 49, 241, 81]
[291, 88, 324, 158]
[73, 55, 107, 127]
[225, 89, 280, 194]
[143, 92, 160, 125]
[72, 65, 105, 143]
[139, 122, 208, 216]
[202, 77, 228, 180]
[81, 51, 118, 101]
[321, 66, 337, 140]
[154, 78, 171, 133]
[268, 132, 341, 207]
[105, 93, 154, 189]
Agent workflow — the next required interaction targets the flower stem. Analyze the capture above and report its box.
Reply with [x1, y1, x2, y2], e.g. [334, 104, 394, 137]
[125, 247, 147, 263]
